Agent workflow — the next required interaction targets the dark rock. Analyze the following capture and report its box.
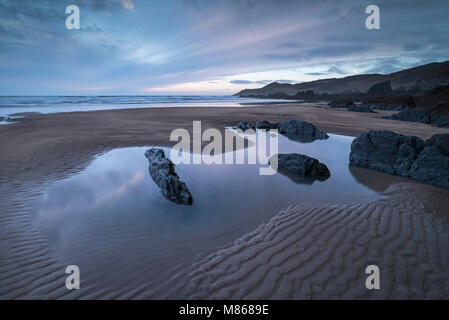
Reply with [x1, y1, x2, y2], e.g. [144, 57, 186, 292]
[329, 100, 354, 108]
[347, 105, 377, 113]
[236, 121, 255, 131]
[383, 108, 431, 124]
[0, 117, 4, 122]
[370, 104, 405, 111]
[367, 80, 394, 96]
[269, 153, 330, 184]
[255, 120, 280, 130]
[235, 120, 328, 142]
[431, 113, 449, 127]
[145, 148, 193, 205]
[383, 108, 449, 128]
[349, 130, 449, 189]
[349, 130, 425, 176]
[409, 134, 449, 189]
[278, 120, 329, 142]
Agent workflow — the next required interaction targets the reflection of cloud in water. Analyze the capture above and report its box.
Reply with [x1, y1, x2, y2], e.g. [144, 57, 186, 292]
[36, 170, 145, 219]
[93, 171, 145, 207]
[30, 135, 391, 293]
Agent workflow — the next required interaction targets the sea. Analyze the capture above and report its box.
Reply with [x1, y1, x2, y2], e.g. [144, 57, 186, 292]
[0, 95, 296, 121]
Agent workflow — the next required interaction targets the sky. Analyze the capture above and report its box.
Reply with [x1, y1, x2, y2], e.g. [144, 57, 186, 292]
[0, 0, 449, 95]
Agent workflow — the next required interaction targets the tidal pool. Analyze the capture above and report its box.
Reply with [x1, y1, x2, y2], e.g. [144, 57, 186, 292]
[29, 133, 410, 293]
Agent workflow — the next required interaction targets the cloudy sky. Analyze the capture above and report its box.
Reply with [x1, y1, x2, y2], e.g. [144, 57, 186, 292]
[0, 0, 448, 95]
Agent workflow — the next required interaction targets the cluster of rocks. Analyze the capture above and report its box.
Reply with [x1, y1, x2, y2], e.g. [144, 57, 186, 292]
[347, 105, 377, 113]
[368, 104, 405, 111]
[350, 130, 449, 190]
[383, 108, 449, 127]
[145, 148, 193, 205]
[328, 100, 379, 113]
[236, 120, 329, 142]
[328, 100, 354, 108]
[269, 153, 330, 184]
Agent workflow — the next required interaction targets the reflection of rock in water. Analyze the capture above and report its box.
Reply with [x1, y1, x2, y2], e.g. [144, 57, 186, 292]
[159, 183, 449, 299]
[269, 153, 330, 185]
[349, 165, 410, 193]
[145, 148, 193, 205]
[350, 130, 449, 190]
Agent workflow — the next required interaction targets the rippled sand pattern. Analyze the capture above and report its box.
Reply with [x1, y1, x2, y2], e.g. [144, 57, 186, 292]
[163, 184, 449, 299]
[1, 182, 449, 299]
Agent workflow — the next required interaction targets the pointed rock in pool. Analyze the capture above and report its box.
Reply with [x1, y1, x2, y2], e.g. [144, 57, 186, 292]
[269, 153, 330, 184]
[145, 148, 193, 205]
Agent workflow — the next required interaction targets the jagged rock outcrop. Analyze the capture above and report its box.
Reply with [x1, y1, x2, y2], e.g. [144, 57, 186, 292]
[347, 105, 377, 113]
[328, 100, 354, 108]
[145, 148, 193, 205]
[269, 153, 330, 184]
[278, 120, 329, 142]
[408, 134, 449, 189]
[236, 121, 255, 131]
[383, 108, 449, 128]
[254, 120, 280, 130]
[370, 104, 406, 111]
[431, 113, 449, 127]
[383, 108, 431, 124]
[235, 120, 328, 142]
[350, 130, 449, 189]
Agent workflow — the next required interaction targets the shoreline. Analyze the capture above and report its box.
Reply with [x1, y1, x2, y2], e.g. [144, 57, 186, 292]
[1, 103, 449, 299]
[1, 103, 449, 185]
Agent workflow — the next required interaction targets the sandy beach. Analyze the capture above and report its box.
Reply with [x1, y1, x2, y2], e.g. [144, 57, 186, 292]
[2, 103, 448, 181]
[3, 0, 449, 305]
[1, 103, 449, 299]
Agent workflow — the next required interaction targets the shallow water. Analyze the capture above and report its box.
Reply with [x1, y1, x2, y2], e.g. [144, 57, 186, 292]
[0, 95, 296, 119]
[29, 133, 411, 293]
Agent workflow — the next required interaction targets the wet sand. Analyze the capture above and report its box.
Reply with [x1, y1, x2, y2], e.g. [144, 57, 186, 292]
[1, 103, 448, 182]
[1, 103, 449, 299]
[162, 183, 449, 299]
